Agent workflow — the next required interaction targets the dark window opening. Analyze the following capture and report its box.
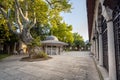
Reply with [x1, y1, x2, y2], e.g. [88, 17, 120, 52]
[113, 5, 120, 80]
[101, 16, 109, 71]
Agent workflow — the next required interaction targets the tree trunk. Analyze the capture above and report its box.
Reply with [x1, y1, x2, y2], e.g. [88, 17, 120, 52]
[7, 46, 10, 54]
[0, 0, 35, 57]
[21, 28, 33, 45]
[0, 43, 3, 53]
[3, 44, 7, 53]
[10, 43, 14, 54]
[18, 40, 23, 50]
[13, 42, 16, 52]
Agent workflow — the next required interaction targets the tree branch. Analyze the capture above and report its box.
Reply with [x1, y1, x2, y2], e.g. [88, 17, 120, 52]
[0, 7, 18, 34]
[51, 1, 61, 4]
[46, 0, 61, 5]
[0, 7, 7, 18]
[32, 17, 36, 27]
[15, 4, 23, 32]
[14, 0, 27, 22]
[25, 0, 28, 18]
[30, 12, 36, 29]
[45, 0, 53, 9]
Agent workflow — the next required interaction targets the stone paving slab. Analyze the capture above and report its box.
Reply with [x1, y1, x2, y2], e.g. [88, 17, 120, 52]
[0, 51, 100, 80]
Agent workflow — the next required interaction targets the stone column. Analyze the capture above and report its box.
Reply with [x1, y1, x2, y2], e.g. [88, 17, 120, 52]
[56, 47, 58, 55]
[99, 33, 103, 66]
[91, 41, 95, 55]
[105, 7, 116, 80]
[94, 41, 96, 58]
[51, 46, 52, 55]
[60, 46, 61, 54]
[55, 47, 57, 55]
[58, 46, 60, 55]
[90, 41, 93, 52]
[45, 45, 47, 54]
[96, 39, 99, 61]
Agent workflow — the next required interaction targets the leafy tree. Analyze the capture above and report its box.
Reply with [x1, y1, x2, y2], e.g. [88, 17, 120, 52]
[0, 18, 10, 43]
[0, 0, 71, 43]
[30, 23, 51, 41]
[0, 0, 72, 57]
[51, 22, 73, 43]
[0, 17, 19, 54]
[85, 40, 91, 50]
[0, 17, 18, 42]
[72, 33, 85, 50]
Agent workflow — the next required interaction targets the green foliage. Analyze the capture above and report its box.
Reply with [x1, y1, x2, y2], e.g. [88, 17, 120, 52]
[86, 42, 91, 47]
[28, 0, 49, 24]
[85, 41, 91, 50]
[0, 18, 18, 43]
[33, 51, 48, 59]
[28, 37, 41, 47]
[0, 18, 10, 43]
[0, 0, 14, 9]
[51, 22, 74, 43]
[30, 23, 51, 40]
[0, 0, 72, 44]
[0, 0, 15, 22]
[46, 0, 73, 43]
[48, 0, 71, 12]
[72, 33, 85, 48]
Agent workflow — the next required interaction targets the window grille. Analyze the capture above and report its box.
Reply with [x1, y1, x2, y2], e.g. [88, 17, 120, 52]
[101, 16, 109, 71]
[113, 5, 120, 80]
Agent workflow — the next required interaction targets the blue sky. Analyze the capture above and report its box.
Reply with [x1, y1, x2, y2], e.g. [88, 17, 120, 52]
[61, 0, 88, 41]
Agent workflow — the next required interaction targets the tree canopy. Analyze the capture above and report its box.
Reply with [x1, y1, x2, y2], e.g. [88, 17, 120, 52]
[0, 17, 18, 44]
[51, 22, 73, 43]
[0, 0, 72, 45]
[72, 32, 85, 50]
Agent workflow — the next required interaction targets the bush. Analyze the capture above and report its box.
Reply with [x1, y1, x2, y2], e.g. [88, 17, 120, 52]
[28, 37, 41, 48]
[33, 51, 48, 59]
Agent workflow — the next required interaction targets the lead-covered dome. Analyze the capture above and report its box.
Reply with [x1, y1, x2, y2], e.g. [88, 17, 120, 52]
[45, 35, 58, 41]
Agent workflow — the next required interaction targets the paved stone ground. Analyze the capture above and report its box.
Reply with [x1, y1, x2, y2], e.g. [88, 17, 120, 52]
[0, 51, 100, 80]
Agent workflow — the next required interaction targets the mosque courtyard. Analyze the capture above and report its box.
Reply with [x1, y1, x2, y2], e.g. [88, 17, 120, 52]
[0, 51, 100, 80]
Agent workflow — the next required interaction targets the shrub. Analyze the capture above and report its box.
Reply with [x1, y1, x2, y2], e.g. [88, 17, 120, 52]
[33, 51, 48, 59]
[28, 37, 41, 48]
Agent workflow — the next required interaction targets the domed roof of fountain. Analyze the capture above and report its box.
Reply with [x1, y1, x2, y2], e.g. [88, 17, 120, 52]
[45, 35, 58, 41]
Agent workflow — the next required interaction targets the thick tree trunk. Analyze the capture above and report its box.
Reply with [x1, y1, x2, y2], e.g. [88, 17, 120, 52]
[0, 0, 36, 57]
[13, 42, 16, 52]
[21, 28, 33, 45]
[3, 44, 7, 53]
[0, 44, 3, 53]
[10, 43, 14, 54]
[13, 42, 18, 55]
[7, 46, 10, 54]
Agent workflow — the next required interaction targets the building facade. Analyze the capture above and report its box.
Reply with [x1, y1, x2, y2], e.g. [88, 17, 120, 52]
[86, 0, 120, 80]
